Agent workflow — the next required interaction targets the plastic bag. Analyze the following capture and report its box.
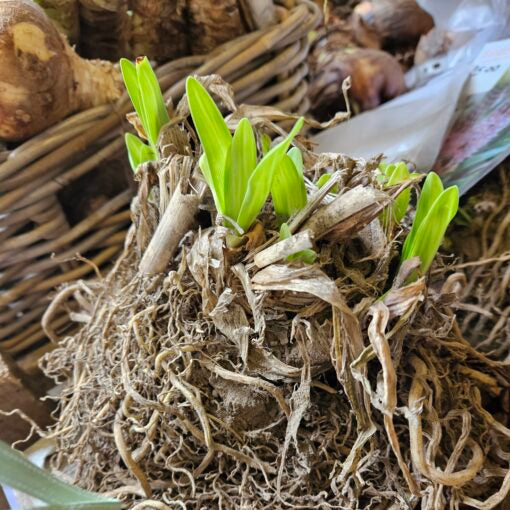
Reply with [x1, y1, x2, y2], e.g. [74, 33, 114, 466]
[313, 0, 510, 193]
[411, 0, 510, 86]
[313, 64, 470, 170]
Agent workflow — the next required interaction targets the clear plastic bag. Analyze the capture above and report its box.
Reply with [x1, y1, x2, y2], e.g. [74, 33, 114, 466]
[313, 0, 510, 191]
[411, 0, 510, 86]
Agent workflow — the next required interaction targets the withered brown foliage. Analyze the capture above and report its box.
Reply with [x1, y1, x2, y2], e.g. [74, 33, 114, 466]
[41, 78, 510, 509]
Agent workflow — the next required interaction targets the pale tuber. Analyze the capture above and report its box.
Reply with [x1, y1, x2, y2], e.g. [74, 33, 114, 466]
[0, 0, 123, 141]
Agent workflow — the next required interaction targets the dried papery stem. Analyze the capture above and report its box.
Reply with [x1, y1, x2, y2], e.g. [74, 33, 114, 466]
[331, 306, 376, 482]
[139, 184, 201, 275]
[289, 170, 344, 226]
[253, 230, 314, 268]
[276, 335, 311, 494]
[301, 185, 389, 240]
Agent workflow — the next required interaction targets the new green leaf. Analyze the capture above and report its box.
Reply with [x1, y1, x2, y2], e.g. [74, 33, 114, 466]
[380, 162, 412, 227]
[402, 171, 444, 260]
[287, 146, 303, 175]
[120, 57, 169, 172]
[271, 151, 307, 225]
[224, 118, 257, 220]
[125, 133, 157, 171]
[185, 78, 304, 235]
[261, 133, 271, 155]
[136, 57, 170, 147]
[186, 76, 232, 213]
[120, 58, 144, 131]
[236, 117, 304, 233]
[400, 172, 459, 278]
[403, 186, 459, 273]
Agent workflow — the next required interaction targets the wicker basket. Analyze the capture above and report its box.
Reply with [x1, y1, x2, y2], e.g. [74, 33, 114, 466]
[0, 0, 321, 371]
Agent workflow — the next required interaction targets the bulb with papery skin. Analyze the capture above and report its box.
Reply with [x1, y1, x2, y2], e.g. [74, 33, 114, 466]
[352, 0, 434, 50]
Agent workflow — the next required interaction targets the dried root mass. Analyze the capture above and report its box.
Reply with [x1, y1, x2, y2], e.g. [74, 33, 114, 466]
[447, 166, 510, 361]
[41, 81, 510, 509]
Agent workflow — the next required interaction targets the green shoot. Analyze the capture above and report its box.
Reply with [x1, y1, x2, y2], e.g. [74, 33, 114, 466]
[401, 171, 459, 276]
[226, 118, 257, 220]
[261, 133, 272, 155]
[120, 57, 169, 171]
[280, 222, 317, 264]
[236, 121, 303, 233]
[379, 162, 419, 227]
[186, 76, 304, 235]
[271, 147, 307, 225]
[287, 146, 303, 172]
[316, 173, 339, 193]
[125, 132, 156, 170]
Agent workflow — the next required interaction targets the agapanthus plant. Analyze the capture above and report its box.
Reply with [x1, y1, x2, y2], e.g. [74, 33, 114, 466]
[120, 56, 169, 171]
[186, 76, 304, 240]
[401, 171, 459, 276]
[378, 162, 420, 228]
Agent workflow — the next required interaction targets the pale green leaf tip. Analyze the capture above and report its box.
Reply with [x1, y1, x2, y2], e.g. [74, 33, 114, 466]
[280, 222, 291, 240]
[293, 116, 305, 135]
[317, 174, 331, 188]
[185, 75, 200, 94]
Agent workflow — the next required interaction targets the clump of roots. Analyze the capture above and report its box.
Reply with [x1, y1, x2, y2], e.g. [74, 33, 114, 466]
[41, 79, 510, 509]
[444, 165, 510, 361]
